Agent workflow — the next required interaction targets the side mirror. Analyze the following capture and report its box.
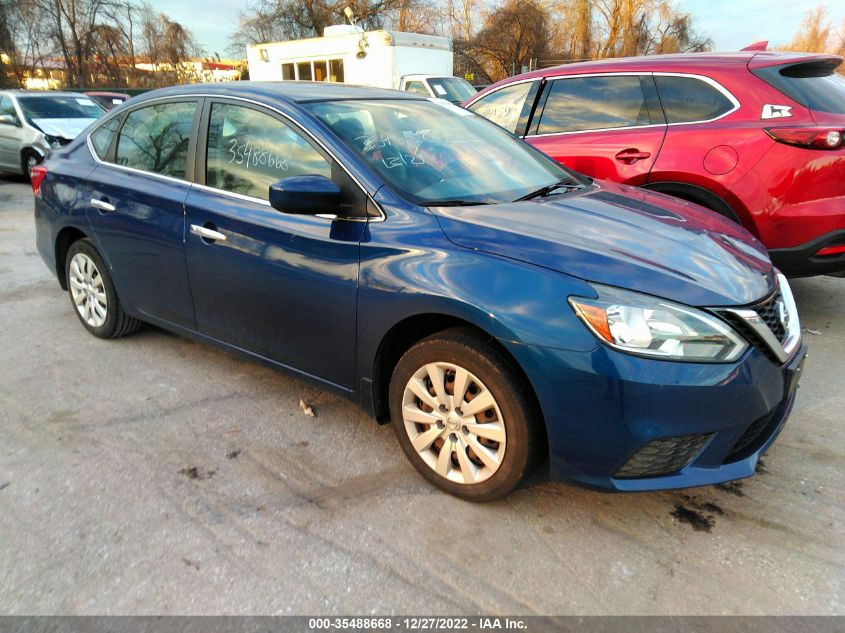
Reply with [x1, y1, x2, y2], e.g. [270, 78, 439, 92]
[0, 113, 19, 127]
[269, 175, 341, 214]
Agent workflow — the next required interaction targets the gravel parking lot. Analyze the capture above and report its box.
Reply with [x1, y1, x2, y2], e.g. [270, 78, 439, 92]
[1, 176, 843, 615]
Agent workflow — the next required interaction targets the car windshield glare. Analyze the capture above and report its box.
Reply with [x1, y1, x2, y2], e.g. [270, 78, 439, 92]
[18, 95, 103, 124]
[427, 78, 476, 103]
[304, 98, 574, 205]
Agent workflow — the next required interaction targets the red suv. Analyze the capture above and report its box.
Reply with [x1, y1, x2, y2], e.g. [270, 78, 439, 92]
[465, 51, 845, 277]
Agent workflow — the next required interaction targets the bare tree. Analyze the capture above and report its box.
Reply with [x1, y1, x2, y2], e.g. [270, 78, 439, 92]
[228, 0, 419, 55]
[469, 0, 551, 81]
[785, 5, 832, 53]
[384, 0, 443, 34]
[31, 0, 115, 87]
[2, 0, 52, 87]
[137, 5, 203, 86]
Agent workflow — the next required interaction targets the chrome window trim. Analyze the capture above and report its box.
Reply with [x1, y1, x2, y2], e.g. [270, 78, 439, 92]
[652, 72, 741, 126]
[85, 93, 385, 222]
[85, 99, 198, 186]
[86, 133, 193, 186]
[189, 182, 368, 223]
[490, 71, 742, 138]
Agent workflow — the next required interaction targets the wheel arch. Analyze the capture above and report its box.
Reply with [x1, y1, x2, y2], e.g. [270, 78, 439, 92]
[54, 226, 90, 290]
[641, 181, 744, 226]
[21, 146, 46, 160]
[368, 313, 549, 467]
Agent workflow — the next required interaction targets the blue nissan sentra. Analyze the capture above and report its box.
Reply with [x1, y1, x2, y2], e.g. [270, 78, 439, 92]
[33, 82, 806, 500]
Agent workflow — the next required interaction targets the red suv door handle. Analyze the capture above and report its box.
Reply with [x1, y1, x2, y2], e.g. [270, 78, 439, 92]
[615, 148, 652, 164]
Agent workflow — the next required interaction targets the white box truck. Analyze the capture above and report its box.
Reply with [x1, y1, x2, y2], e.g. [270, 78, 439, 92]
[246, 26, 477, 104]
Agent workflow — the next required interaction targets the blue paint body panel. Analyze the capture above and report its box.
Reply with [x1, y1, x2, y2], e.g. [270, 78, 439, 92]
[33, 82, 804, 492]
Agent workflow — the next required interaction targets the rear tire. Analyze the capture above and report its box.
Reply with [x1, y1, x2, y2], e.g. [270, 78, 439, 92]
[65, 239, 141, 338]
[389, 328, 540, 501]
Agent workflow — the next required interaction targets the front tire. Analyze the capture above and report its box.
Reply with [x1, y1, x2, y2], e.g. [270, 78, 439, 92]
[21, 149, 42, 180]
[389, 329, 540, 501]
[66, 239, 141, 338]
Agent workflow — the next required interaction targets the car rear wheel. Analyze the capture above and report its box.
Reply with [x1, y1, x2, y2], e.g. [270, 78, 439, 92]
[21, 150, 42, 180]
[66, 239, 141, 338]
[389, 329, 540, 501]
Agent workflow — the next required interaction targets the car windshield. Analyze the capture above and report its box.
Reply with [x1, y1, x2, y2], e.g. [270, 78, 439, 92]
[17, 95, 103, 124]
[305, 98, 577, 205]
[427, 77, 477, 104]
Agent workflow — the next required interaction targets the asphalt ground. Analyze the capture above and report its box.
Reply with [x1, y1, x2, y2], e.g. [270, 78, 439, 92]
[0, 176, 842, 615]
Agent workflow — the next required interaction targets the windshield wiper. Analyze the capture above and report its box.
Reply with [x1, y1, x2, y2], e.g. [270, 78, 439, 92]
[418, 199, 488, 207]
[515, 179, 585, 202]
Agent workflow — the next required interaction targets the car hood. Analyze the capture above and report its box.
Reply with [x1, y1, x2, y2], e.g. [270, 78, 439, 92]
[31, 117, 98, 139]
[430, 181, 775, 307]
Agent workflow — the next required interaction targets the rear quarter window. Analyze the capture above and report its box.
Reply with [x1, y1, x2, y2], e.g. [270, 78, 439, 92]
[90, 117, 120, 159]
[654, 75, 736, 124]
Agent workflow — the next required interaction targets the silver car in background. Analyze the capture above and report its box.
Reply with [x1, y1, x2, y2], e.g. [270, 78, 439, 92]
[0, 91, 104, 178]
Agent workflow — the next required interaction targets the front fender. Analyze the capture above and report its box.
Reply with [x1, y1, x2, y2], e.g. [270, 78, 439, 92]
[356, 202, 600, 389]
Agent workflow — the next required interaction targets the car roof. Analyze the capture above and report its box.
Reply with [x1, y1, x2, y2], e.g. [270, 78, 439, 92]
[0, 90, 99, 99]
[484, 50, 843, 87]
[84, 91, 128, 97]
[132, 81, 427, 105]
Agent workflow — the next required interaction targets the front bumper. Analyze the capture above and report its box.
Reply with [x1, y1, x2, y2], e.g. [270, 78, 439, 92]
[770, 229, 845, 277]
[502, 338, 807, 492]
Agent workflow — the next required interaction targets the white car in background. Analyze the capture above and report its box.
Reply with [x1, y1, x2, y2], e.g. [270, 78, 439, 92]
[0, 91, 104, 178]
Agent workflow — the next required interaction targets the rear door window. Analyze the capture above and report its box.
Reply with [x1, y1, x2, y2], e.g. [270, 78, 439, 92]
[467, 81, 534, 134]
[654, 75, 736, 123]
[205, 102, 332, 200]
[535, 75, 651, 134]
[115, 101, 197, 179]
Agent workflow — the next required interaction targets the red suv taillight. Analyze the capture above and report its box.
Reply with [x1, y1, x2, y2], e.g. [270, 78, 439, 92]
[765, 126, 844, 150]
[30, 165, 48, 197]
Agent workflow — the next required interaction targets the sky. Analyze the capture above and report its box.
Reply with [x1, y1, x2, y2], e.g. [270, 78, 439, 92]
[160, 0, 845, 59]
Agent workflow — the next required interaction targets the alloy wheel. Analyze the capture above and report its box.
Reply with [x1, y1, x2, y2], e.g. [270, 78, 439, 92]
[401, 362, 506, 485]
[69, 252, 108, 328]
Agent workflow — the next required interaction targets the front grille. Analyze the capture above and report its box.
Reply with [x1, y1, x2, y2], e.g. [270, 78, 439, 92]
[721, 312, 781, 364]
[755, 293, 787, 343]
[614, 433, 714, 479]
[724, 409, 779, 462]
[718, 290, 788, 364]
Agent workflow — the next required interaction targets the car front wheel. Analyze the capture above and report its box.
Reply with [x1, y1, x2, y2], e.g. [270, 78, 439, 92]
[21, 149, 42, 179]
[389, 329, 540, 501]
[66, 239, 141, 338]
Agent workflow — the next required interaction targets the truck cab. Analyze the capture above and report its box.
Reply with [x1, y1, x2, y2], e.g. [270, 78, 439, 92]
[399, 74, 477, 104]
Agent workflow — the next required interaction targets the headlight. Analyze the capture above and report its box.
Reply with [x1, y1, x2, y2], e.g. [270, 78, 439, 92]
[44, 134, 63, 148]
[569, 285, 748, 362]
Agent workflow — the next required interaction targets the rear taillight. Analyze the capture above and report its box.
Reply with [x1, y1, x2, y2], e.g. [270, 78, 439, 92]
[765, 127, 844, 150]
[30, 165, 48, 197]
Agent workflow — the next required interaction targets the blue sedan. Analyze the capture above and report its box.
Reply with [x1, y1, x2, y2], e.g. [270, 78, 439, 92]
[33, 82, 806, 500]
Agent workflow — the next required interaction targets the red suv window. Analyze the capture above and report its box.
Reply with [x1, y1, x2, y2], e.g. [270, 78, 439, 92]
[654, 75, 736, 123]
[534, 75, 651, 134]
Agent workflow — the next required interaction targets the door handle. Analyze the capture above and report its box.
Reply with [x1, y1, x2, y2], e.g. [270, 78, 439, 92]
[190, 223, 227, 242]
[614, 148, 652, 164]
[90, 198, 116, 213]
